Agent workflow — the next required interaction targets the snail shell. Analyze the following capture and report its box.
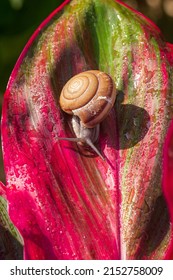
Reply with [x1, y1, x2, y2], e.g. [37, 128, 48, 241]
[59, 70, 116, 128]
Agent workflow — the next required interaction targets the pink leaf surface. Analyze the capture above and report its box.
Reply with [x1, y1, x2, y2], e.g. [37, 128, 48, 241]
[163, 42, 173, 257]
[0, 182, 6, 198]
[1, 0, 173, 259]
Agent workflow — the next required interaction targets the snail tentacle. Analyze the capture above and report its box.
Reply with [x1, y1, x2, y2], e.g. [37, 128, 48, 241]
[57, 136, 105, 160]
[57, 137, 83, 142]
[58, 116, 104, 159]
[85, 138, 105, 161]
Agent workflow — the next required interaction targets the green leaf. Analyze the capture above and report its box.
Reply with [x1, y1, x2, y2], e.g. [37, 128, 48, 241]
[0, 196, 23, 259]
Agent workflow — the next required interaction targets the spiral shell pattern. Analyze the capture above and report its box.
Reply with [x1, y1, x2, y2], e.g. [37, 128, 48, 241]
[59, 70, 116, 128]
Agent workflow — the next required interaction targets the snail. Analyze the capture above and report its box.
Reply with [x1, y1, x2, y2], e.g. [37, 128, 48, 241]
[58, 70, 116, 159]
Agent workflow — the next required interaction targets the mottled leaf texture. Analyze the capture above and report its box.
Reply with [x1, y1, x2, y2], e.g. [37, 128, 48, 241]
[1, 0, 173, 259]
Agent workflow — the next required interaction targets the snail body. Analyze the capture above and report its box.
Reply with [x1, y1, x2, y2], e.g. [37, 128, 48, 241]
[59, 70, 116, 159]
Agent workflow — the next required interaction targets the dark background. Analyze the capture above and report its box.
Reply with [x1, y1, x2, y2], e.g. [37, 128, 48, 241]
[0, 0, 173, 183]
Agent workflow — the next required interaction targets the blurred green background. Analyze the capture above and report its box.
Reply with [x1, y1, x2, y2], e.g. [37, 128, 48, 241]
[0, 0, 173, 184]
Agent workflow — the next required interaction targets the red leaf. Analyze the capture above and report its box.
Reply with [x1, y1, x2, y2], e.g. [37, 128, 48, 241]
[1, 0, 173, 259]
